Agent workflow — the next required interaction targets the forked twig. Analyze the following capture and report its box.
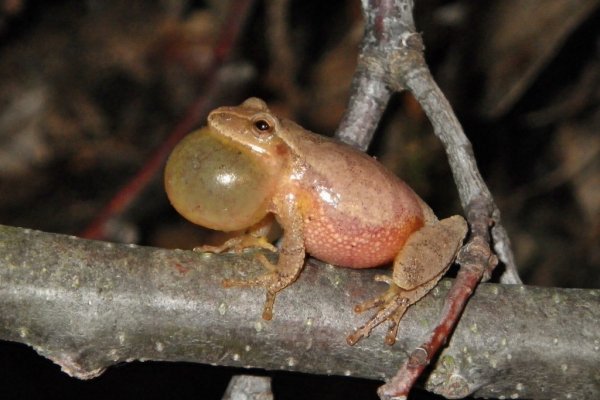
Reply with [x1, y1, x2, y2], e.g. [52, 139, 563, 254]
[334, 1, 521, 398]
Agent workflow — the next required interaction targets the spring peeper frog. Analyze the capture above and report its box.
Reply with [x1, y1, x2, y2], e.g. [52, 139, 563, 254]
[164, 98, 467, 345]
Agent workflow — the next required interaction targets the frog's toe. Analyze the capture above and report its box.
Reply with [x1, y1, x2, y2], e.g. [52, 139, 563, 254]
[352, 274, 397, 313]
[256, 253, 278, 272]
[220, 253, 279, 288]
[262, 290, 276, 320]
[195, 235, 276, 254]
[347, 285, 410, 346]
[222, 267, 294, 321]
[195, 244, 227, 253]
[221, 268, 280, 289]
[221, 272, 280, 320]
[383, 305, 408, 345]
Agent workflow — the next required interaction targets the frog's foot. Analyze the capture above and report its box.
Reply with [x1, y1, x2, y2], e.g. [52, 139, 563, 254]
[195, 235, 277, 254]
[222, 254, 294, 320]
[347, 276, 412, 346]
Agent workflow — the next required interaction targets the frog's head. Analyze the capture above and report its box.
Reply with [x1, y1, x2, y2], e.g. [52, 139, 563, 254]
[207, 98, 287, 158]
[164, 98, 290, 232]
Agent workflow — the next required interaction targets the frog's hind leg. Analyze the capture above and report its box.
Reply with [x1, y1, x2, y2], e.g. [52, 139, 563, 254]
[347, 216, 467, 346]
[347, 280, 432, 346]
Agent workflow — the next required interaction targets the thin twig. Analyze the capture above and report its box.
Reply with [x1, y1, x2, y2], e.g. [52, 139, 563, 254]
[266, 0, 303, 109]
[335, 0, 521, 397]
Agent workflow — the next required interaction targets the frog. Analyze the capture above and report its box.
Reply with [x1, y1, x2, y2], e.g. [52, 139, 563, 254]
[164, 97, 468, 345]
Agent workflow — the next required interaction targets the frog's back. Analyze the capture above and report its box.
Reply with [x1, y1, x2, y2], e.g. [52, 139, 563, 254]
[280, 120, 428, 268]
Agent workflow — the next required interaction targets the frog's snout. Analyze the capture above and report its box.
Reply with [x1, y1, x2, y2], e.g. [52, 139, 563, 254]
[207, 108, 227, 124]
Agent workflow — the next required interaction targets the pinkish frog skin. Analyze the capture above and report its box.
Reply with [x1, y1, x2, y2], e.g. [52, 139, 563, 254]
[164, 98, 467, 345]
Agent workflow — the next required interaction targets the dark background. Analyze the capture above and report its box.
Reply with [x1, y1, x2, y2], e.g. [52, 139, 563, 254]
[1, 0, 598, 398]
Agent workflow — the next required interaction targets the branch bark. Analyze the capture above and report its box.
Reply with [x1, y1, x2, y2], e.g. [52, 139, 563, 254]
[1, 225, 598, 399]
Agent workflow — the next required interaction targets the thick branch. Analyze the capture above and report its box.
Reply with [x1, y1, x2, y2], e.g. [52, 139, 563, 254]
[1, 225, 598, 399]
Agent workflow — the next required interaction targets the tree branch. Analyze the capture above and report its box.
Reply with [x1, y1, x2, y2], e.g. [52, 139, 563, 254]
[1, 225, 598, 399]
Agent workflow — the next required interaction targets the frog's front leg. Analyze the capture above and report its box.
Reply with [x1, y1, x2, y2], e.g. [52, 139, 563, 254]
[195, 215, 279, 254]
[347, 215, 468, 346]
[223, 195, 306, 320]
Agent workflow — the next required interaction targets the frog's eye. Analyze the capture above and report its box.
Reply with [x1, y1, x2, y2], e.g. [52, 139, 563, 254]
[254, 119, 271, 131]
[251, 115, 276, 138]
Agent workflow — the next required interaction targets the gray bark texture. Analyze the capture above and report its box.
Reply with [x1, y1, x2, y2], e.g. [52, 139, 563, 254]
[1, 224, 598, 399]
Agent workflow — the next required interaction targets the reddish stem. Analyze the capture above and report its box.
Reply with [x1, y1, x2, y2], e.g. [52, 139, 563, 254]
[80, 0, 256, 240]
[378, 201, 497, 399]
[378, 266, 482, 398]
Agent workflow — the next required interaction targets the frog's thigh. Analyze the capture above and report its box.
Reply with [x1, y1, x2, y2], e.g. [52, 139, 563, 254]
[392, 215, 467, 290]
